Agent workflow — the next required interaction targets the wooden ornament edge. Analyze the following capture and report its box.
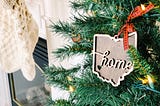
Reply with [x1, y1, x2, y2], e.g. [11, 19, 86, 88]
[92, 32, 137, 87]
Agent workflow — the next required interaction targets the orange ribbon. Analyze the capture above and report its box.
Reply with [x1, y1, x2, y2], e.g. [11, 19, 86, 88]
[117, 3, 154, 50]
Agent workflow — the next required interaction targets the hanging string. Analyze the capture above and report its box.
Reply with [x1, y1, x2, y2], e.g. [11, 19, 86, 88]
[116, 3, 154, 50]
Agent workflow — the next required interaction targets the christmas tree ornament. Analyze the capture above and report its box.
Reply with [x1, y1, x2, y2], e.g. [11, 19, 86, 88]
[93, 32, 137, 87]
[0, 0, 38, 81]
[72, 34, 81, 43]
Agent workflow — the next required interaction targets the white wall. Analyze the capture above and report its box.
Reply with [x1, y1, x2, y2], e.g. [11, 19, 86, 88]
[0, 71, 11, 106]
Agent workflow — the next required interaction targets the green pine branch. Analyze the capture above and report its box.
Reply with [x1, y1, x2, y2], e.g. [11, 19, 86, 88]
[52, 42, 92, 60]
[72, 15, 121, 36]
[128, 46, 160, 90]
[70, 67, 160, 106]
[45, 98, 73, 106]
[128, 46, 153, 75]
[50, 21, 74, 37]
[44, 65, 81, 90]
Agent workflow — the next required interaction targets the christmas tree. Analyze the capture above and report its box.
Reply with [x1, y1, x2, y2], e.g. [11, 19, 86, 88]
[44, 0, 160, 105]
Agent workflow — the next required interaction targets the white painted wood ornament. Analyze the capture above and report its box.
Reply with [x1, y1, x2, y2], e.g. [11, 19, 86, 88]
[93, 32, 137, 87]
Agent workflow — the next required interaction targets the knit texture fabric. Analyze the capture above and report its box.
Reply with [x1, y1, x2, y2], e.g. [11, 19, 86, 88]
[0, 0, 38, 81]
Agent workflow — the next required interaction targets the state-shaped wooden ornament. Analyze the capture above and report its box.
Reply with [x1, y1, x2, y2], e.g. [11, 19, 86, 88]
[93, 32, 137, 87]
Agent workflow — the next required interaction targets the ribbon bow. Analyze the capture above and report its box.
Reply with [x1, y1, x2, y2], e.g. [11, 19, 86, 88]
[117, 3, 154, 50]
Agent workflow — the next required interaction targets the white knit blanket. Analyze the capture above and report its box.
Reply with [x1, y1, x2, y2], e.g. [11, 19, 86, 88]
[0, 0, 38, 81]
